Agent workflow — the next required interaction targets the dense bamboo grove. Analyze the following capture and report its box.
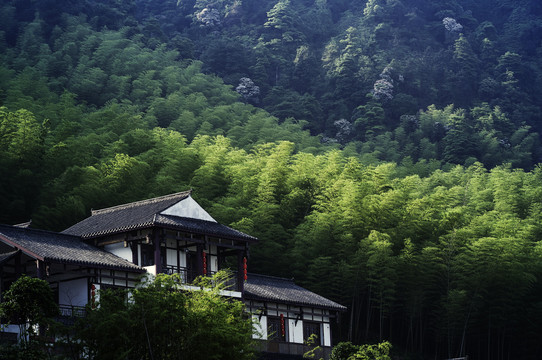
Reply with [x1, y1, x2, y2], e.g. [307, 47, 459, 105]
[1, 0, 542, 359]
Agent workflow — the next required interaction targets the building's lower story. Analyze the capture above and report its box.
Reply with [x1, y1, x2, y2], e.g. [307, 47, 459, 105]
[245, 273, 346, 359]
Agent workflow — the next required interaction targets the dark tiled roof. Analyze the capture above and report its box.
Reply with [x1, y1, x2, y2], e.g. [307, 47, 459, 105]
[0, 224, 144, 272]
[62, 191, 257, 242]
[63, 191, 192, 238]
[244, 274, 346, 311]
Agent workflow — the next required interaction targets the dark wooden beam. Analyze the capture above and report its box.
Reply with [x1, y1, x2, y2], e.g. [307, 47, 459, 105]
[36, 260, 46, 279]
[131, 241, 138, 266]
[196, 243, 204, 277]
[154, 230, 162, 274]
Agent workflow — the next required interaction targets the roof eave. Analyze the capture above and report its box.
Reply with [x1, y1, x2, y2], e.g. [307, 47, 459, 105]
[43, 256, 146, 273]
[153, 217, 258, 243]
[243, 293, 347, 312]
[81, 221, 258, 243]
[79, 222, 155, 240]
[0, 233, 45, 261]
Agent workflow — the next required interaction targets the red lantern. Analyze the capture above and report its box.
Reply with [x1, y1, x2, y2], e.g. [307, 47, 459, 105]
[90, 284, 96, 309]
[203, 251, 207, 275]
[243, 256, 248, 281]
[280, 313, 285, 338]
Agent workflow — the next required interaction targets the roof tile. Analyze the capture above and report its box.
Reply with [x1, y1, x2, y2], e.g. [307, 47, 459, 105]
[0, 224, 144, 272]
[63, 191, 257, 242]
[244, 273, 346, 311]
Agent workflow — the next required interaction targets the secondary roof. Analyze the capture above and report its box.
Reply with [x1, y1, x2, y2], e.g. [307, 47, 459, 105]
[244, 273, 346, 311]
[0, 224, 144, 272]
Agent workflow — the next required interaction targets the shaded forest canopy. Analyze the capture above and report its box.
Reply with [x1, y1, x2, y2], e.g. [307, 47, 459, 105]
[1, 0, 542, 359]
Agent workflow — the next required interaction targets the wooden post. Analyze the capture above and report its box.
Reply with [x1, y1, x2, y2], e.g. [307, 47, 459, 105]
[196, 244, 204, 277]
[15, 251, 21, 275]
[36, 260, 45, 279]
[237, 250, 244, 294]
[154, 230, 162, 274]
[131, 241, 138, 265]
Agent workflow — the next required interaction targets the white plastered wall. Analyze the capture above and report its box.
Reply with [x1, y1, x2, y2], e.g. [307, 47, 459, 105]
[209, 244, 218, 273]
[289, 318, 304, 344]
[161, 196, 216, 222]
[104, 242, 132, 262]
[323, 322, 331, 347]
[252, 314, 267, 340]
[144, 265, 157, 276]
[166, 248, 177, 270]
[59, 278, 88, 307]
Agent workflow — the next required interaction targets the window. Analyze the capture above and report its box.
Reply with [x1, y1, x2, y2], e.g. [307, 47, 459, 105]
[141, 243, 154, 266]
[268, 316, 286, 342]
[303, 321, 321, 343]
[186, 251, 198, 282]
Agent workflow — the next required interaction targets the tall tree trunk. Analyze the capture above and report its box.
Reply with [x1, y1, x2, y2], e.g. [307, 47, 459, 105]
[487, 316, 491, 360]
[365, 286, 372, 341]
[348, 291, 356, 342]
[355, 293, 364, 342]
[379, 291, 383, 341]
[419, 308, 424, 354]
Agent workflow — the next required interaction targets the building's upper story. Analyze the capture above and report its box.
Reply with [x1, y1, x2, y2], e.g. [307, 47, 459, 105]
[63, 190, 256, 294]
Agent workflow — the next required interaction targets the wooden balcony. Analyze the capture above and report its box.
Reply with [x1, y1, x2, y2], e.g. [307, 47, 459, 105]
[161, 265, 241, 292]
[56, 305, 87, 325]
[254, 339, 332, 359]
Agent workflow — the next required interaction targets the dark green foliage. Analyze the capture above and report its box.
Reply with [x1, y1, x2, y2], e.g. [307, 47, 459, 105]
[0, 275, 59, 359]
[329, 341, 359, 360]
[329, 341, 392, 360]
[2, 0, 542, 166]
[70, 272, 254, 360]
[0, 275, 59, 336]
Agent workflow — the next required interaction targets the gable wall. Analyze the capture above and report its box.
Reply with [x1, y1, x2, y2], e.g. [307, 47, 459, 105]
[161, 196, 217, 222]
[104, 242, 132, 262]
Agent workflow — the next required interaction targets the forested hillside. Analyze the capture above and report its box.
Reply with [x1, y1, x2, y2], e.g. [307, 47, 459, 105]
[1, 0, 542, 359]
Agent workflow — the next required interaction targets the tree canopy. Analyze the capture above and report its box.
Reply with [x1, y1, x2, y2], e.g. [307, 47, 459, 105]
[66, 271, 255, 360]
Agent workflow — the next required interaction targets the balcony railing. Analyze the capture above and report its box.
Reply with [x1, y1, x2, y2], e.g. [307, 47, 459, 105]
[58, 305, 86, 318]
[255, 339, 332, 358]
[161, 265, 240, 292]
[162, 265, 198, 283]
[56, 305, 86, 325]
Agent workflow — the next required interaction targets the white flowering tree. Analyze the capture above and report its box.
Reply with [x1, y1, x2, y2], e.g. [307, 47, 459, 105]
[372, 66, 395, 101]
[334, 118, 353, 144]
[443, 17, 463, 33]
[443, 17, 463, 43]
[236, 77, 260, 103]
[196, 8, 221, 27]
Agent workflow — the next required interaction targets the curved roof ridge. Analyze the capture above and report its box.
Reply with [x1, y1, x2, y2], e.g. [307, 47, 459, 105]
[91, 190, 192, 215]
[1, 223, 82, 240]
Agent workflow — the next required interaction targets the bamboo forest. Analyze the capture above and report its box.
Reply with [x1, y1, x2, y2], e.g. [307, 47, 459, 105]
[1, 0, 542, 359]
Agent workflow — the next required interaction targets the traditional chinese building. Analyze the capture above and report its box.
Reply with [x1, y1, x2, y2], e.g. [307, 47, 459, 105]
[0, 191, 345, 357]
[62, 191, 256, 297]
